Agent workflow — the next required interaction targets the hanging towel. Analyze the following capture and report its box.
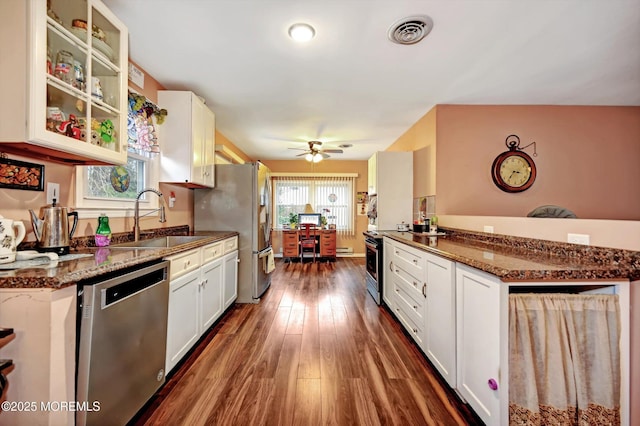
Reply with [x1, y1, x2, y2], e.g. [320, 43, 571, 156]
[260, 247, 275, 274]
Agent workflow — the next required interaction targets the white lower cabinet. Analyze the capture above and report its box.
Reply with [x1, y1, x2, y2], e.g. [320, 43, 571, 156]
[165, 236, 239, 374]
[455, 264, 502, 426]
[166, 267, 201, 374]
[200, 257, 223, 332]
[424, 253, 456, 387]
[222, 250, 239, 309]
[384, 237, 630, 426]
[383, 237, 456, 387]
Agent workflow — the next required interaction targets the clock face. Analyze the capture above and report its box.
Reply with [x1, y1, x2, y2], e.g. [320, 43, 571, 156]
[491, 150, 536, 192]
[499, 155, 531, 187]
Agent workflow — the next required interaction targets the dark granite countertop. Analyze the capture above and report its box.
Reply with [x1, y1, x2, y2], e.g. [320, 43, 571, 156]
[0, 229, 238, 289]
[382, 229, 640, 282]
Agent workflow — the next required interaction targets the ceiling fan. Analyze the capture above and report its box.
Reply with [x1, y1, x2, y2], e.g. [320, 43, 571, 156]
[288, 141, 344, 162]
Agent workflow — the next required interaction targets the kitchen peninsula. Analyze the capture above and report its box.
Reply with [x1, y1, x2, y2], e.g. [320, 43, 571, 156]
[381, 228, 637, 426]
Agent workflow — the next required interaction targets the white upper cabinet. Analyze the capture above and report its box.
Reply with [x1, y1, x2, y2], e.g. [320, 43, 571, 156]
[157, 91, 216, 188]
[0, 0, 128, 165]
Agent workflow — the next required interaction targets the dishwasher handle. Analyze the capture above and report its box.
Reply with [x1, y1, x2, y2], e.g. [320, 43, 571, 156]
[81, 261, 168, 309]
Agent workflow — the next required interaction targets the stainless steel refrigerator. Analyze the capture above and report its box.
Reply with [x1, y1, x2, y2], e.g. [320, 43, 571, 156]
[194, 162, 272, 303]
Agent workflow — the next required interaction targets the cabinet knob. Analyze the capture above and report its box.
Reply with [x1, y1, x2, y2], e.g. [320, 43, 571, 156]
[412, 328, 418, 334]
[413, 305, 417, 310]
[413, 281, 417, 287]
[413, 259, 417, 264]
[488, 379, 498, 391]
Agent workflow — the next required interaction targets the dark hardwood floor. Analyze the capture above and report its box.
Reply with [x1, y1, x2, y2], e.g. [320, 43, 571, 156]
[132, 258, 482, 425]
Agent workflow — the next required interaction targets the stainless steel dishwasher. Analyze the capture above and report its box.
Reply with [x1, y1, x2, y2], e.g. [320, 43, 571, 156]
[76, 260, 170, 426]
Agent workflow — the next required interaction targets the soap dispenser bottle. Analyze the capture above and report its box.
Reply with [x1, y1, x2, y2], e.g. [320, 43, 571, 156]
[95, 214, 112, 247]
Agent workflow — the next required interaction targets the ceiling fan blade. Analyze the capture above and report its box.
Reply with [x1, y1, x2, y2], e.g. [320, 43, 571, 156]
[288, 147, 307, 151]
[322, 149, 343, 154]
[321, 152, 330, 159]
[296, 152, 309, 157]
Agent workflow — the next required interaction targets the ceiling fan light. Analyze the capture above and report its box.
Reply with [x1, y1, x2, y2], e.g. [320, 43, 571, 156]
[305, 153, 314, 162]
[313, 153, 323, 163]
[288, 23, 315, 42]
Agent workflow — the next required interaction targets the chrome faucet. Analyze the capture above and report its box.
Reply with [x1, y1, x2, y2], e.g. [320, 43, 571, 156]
[134, 188, 167, 241]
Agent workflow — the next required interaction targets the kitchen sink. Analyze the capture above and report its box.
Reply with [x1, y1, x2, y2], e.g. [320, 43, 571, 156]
[111, 235, 211, 249]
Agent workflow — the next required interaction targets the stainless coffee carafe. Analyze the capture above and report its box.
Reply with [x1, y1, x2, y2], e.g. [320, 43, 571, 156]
[29, 201, 78, 255]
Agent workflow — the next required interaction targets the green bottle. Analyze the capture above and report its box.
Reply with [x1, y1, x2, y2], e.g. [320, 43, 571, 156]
[95, 214, 112, 247]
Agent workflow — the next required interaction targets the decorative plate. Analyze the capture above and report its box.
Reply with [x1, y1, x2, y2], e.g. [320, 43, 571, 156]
[110, 166, 130, 193]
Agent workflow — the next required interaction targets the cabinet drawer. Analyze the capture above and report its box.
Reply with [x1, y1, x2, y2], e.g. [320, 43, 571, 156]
[321, 247, 336, 256]
[391, 243, 426, 278]
[283, 231, 298, 242]
[393, 298, 424, 347]
[284, 247, 298, 257]
[390, 261, 424, 301]
[320, 231, 336, 242]
[223, 236, 238, 253]
[202, 242, 223, 263]
[166, 248, 201, 280]
[392, 276, 425, 325]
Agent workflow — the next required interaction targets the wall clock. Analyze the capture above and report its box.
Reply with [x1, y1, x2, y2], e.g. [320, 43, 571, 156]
[491, 135, 537, 193]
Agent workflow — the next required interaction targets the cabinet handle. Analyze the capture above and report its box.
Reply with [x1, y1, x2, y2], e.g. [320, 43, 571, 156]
[422, 283, 427, 298]
[488, 379, 498, 391]
[389, 261, 394, 271]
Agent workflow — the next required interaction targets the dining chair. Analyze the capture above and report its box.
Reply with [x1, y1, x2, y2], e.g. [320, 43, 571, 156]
[299, 223, 318, 263]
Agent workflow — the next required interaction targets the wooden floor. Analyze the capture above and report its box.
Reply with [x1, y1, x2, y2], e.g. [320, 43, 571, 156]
[132, 258, 482, 426]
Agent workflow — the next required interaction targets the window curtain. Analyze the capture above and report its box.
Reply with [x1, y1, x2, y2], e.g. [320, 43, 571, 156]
[272, 175, 356, 236]
[509, 294, 621, 426]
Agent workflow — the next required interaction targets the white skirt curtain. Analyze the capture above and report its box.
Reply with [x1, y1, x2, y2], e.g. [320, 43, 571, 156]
[509, 293, 621, 426]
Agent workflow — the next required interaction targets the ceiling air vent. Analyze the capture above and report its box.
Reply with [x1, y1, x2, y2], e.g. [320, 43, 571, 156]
[387, 15, 433, 45]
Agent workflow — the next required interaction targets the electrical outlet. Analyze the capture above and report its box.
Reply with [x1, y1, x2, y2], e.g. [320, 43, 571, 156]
[484, 225, 494, 233]
[567, 233, 590, 245]
[46, 182, 60, 204]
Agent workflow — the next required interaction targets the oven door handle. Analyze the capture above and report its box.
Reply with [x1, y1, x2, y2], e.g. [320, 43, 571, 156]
[365, 239, 379, 250]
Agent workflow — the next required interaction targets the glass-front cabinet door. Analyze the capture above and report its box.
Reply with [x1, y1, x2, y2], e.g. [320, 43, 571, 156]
[0, 0, 128, 165]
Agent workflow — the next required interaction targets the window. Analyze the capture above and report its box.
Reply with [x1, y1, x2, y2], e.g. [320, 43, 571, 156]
[273, 174, 356, 235]
[74, 90, 162, 217]
[74, 152, 159, 217]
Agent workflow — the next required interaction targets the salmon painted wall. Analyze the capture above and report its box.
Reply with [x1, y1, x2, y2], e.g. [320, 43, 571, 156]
[436, 105, 640, 220]
[260, 159, 368, 255]
[215, 131, 254, 164]
[387, 106, 437, 198]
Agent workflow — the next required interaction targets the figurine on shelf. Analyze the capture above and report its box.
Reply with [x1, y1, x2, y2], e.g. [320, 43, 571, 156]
[99, 119, 115, 144]
[56, 114, 81, 139]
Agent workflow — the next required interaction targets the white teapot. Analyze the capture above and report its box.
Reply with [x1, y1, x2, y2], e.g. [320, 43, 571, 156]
[0, 214, 26, 264]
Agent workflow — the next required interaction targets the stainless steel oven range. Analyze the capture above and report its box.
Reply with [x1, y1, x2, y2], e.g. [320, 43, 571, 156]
[364, 232, 383, 305]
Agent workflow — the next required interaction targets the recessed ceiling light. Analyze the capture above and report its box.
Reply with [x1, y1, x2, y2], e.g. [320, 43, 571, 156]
[288, 23, 315, 42]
